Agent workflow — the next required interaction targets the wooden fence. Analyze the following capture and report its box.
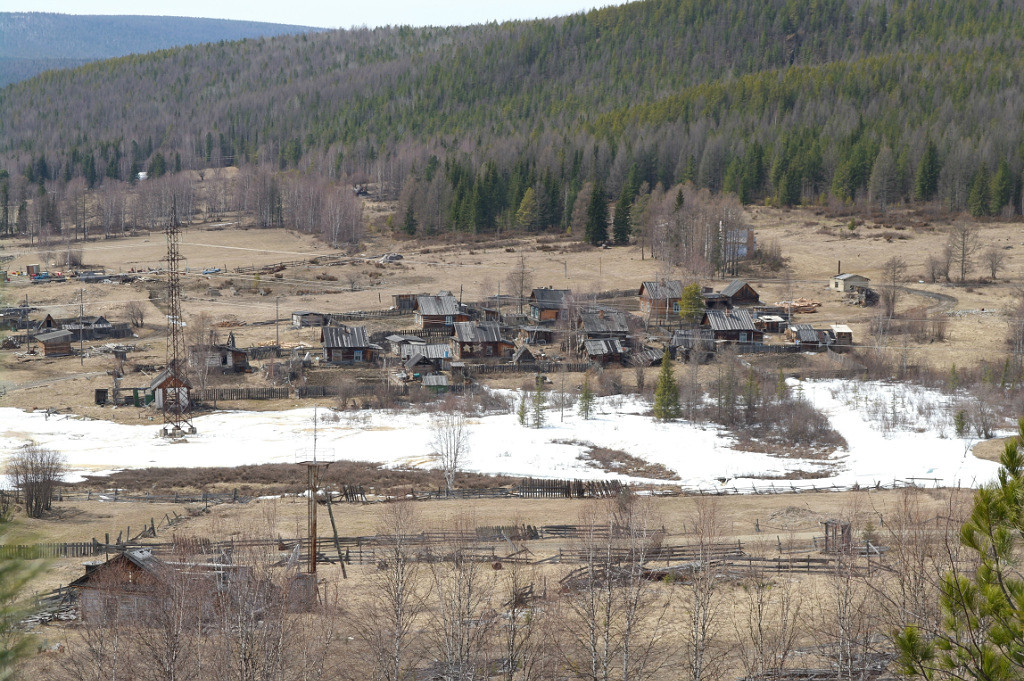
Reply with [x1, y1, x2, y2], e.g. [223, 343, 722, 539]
[473, 362, 593, 375]
[243, 345, 281, 360]
[328, 309, 408, 322]
[370, 328, 453, 343]
[517, 479, 625, 499]
[0, 542, 102, 559]
[192, 387, 289, 402]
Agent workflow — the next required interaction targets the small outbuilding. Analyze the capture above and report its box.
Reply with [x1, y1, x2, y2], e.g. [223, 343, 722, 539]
[322, 325, 380, 363]
[719, 279, 760, 306]
[830, 273, 870, 293]
[292, 311, 327, 328]
[35, 329, 73, 356]
[149, 368, 191, 411]
[580, 338, 625, 364]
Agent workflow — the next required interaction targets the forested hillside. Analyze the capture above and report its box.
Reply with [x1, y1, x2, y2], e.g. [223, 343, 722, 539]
[0, 13, 320, 87]
[3, 0, 1024, 245]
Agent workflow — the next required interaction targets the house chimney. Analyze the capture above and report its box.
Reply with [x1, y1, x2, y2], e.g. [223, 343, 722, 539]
[838, 260, 841, 276]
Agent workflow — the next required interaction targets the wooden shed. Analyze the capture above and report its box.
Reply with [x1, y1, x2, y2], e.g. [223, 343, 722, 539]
[322, 325, 380, 363]
[414, 294, 467, 329]
[830, 273, 870, 293]
[700, 309, 763, 344]
[149, 368, 191, 410]
[719, 279, 760, 306]
[35, 329, 73, 356]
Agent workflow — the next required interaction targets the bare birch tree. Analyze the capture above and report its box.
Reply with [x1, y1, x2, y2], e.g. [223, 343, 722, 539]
[431, 409, 469, 494]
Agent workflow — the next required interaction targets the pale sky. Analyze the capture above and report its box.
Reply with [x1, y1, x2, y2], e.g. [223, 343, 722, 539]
[3, 1, 627, 29]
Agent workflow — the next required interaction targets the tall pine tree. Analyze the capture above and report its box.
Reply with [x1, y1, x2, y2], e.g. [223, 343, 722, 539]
[585, 181, 609, 246]
[913, 140, 941, 201]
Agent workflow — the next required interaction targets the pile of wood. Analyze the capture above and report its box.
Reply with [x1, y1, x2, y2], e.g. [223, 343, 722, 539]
[775, 298, 822, 314]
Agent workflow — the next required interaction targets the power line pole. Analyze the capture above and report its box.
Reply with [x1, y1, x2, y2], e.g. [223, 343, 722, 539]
[161, 200, 195, 437]
[276, 296, 280, 348]
[79, 288, 84, 366]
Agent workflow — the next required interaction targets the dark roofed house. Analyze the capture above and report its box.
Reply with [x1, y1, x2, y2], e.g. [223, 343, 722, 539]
[638, 280, 684, 317]
[321, 325, 381, 363]
[35, 329, 73, 356]
[414, 293, 468, 329]
[579, 310, 632, 340]
[451, 321, 514, 359]
[719, 280, 760, 306]
[701, 309, 763, 344]
[70, 548, 171, 622]
[528, 288, 571, 324]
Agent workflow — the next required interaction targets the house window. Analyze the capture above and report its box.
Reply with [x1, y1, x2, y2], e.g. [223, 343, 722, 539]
[354, 350, 363, 362]
[445, 315, 453, 325]
[672, 302, 680, 313]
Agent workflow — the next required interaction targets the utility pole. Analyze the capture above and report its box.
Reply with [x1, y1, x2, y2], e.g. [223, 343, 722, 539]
[275, 296, 280, 348]
[79, 288, 84, 366]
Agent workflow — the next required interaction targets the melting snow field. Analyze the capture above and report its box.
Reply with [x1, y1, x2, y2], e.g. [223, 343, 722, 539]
[0, 380, 1001, 491]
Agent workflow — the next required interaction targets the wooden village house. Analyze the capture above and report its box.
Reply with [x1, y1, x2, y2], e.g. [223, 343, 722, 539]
[718, 279, 760, 306]
[189, 343, 252, 373]
[414, 293, 468, 329]
[701, 309, 763, 344]
[451, 321, 514, 360]
[580, 338, 625, 364]
[528, 288, 571, 324]
[321, 325, 380, 363]
[578, 310, 632, 341]
[671, 328, 716, 363]
[638, 280, 683, 317]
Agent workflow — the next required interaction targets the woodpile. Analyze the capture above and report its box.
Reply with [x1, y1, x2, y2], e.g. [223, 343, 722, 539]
[775, 298, 822, 313]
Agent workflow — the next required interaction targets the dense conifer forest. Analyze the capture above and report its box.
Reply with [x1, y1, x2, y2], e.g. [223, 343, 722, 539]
[3, 0, 1024, 241]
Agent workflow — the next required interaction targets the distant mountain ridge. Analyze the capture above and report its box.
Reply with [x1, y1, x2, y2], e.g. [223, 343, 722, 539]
[0, 12, 322, 85]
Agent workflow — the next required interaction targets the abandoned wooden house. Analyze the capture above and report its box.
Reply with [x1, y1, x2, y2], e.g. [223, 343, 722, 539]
[638, 280, 683, 317]
[291, 311, 328, 328]
[189, 344, 252, 372]
[70, 548, 251, 624]
[321, 325, 380, 363]
[451, 321, 514, 360]
[671, 328, 716, 363]
[511, 345, 535, 364]
[149, 368, 191, 410]
[830, 273, 870, 293]
[528, 288, 572, 324]
[580, 338, 625, 363]
[35, 329, 73, 356]
[754, 314, 787, 334]
[414, 293, 467, 329]
[578, 310, 632, 341]
[519, 326, 556, 345]
[719, 279, 760, 306]
[701, 309, 763, 344]
[627, 345, 663, 366]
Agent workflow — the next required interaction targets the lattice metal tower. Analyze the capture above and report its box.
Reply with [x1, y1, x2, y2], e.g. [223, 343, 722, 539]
[161, 203, 196, 437]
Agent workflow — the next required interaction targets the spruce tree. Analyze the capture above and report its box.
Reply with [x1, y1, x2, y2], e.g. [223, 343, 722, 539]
[531, 375, 547, 428]
[612, 187, 632, 245]
[678, 283, 706, 325]
[968, 165, 992, 217]
[990, 158, 1013, 215]
[913, 140, 941, 201]
[517, 391, 529, 426]
[585, 181, 609, 246]
[653, 348, 681, 421]
[403, 205, 418, 236]
[578, 374, 594, 420]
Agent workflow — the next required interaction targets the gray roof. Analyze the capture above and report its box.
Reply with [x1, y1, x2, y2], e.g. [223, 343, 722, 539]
[36, 329, 72, 343]
[386, 334, 425, 343]
[627, 346, 663, 366]
[720, 279, 755, 298]
[453, 321, 504, 343]
[796, 328, 820, 343]
[583, 339, 624, 356]
[703, 309, 757, 332]
[421, 343, 452, 359]
[511, 345, 535, 363]
[640, 280, 684, 300]
[579, 310, 631, 335]
[423, 374, 449, 387]
[416, 294, 459, 316]
[834, 273, 869, 281]
[530, 288, 571, 310]
[322, 325, 371, 349]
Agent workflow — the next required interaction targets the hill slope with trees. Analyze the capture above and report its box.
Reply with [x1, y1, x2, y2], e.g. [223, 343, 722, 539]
[0, 13, 321, 86]
[3, 0, 1024, 244]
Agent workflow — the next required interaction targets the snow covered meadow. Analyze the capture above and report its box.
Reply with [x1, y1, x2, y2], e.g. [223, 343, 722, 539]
[0, 379, 1002, 491]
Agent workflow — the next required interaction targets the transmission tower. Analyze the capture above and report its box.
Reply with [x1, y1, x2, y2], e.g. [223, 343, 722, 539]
[161, 202, 196, 437]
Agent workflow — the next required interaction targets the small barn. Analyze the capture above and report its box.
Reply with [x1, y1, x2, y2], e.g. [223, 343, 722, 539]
[528, 288, 572, 324]
[35, 329, 73, 356]
[392, 293, 422, 312]
[414, 294, 467, 329]
[580, 338, 625, 364]
[422, 374, 450, 394]
[451, 321, 514, 359]
[638, 280, 683, 317]
[404, 343, 452, 372]
[830, 273, 870, 293]
[149, 368, 190, 411]
[719, 280, 760, 306]
[701, 309, 763, 344]
[292, 311, 327, 328]
[831, 324, 854, 347]
[322, 325, 380, 363]
[386, 333, 426, 357]
[511, 345, 535, 364]
[189, 344, 251, 372]
[754, 315, 787, 334]
[519, 326, 556, 345]
[70, 549, 169, 622]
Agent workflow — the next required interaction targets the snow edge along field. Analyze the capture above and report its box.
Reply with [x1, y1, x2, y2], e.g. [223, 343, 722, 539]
[0, 380, 1002, 492]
